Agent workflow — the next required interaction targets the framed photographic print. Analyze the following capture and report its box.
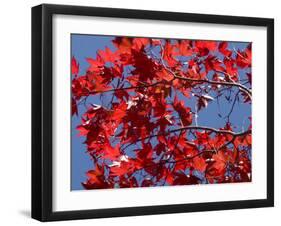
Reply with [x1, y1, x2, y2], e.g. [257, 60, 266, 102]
[32, 4, 274, 221]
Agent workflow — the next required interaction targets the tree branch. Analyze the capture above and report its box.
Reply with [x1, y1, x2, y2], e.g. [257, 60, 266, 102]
[148, 126, 250, 141]
[121, 125, 251, 151]
[89, 81, 162, 95]
[173, 74, 252, 100]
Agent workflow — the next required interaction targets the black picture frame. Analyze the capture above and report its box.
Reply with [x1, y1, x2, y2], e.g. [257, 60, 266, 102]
[32, 3, 274, 222]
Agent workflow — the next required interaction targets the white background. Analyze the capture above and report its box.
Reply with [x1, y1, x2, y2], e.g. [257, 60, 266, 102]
[0, 0, 279, 225]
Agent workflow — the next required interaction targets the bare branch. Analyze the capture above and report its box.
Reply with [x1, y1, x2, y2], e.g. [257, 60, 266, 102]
[173, 74, 252, 100]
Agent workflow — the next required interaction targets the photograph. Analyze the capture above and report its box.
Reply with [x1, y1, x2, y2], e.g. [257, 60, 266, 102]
[71, 35, 252, 190]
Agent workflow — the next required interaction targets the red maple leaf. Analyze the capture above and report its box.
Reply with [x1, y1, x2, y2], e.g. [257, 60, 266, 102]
[195, 40, 217, 56]
[218, 41, 232, 57]
[236, 44, 252, 68]
[98, 47, 119, 63]
[71, 56, 79, 75]
[173, 95, 193, 126]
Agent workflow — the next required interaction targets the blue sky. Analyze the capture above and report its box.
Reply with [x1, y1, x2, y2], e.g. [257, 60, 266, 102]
[71, 34, 251, 190]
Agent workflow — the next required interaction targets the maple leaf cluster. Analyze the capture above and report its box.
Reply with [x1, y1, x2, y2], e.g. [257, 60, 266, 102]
[71, 36, 252, 189]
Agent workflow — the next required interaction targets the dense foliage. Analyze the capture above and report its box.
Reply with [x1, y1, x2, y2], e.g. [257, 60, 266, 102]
[71, 37, 252, 189]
